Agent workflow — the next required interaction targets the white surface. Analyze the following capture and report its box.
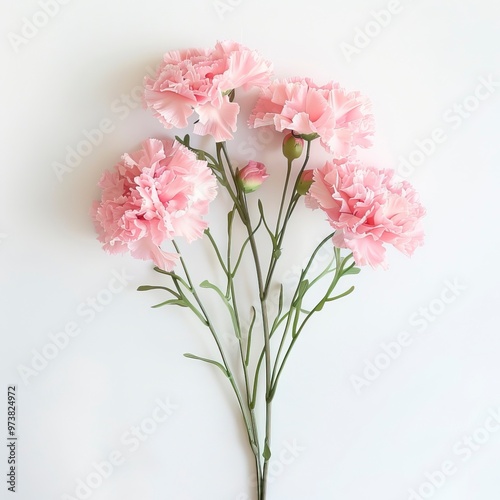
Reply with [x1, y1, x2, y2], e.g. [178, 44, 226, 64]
[1, 1, 500, 499]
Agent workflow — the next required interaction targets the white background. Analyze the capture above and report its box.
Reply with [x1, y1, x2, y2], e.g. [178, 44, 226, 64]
[1, 1, 500, 499]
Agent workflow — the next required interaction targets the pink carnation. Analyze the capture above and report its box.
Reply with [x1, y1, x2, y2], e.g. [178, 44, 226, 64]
[249, 78, 374, 157]
[308, 159, 425, 268]
[91, 138, 217, 270]
[144, 41, 272, 142]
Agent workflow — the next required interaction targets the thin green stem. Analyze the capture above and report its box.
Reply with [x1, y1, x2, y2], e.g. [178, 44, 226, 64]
[171, 241, 258, 460]
[263, 140, 312, 295]
[270, 251, 352, 398]
[215, 139, 318, 499]
[231, 215, 263, 278]
[237, 194, 273, 499]
[270, 301, 298, 386]
[205, 228, 229, 277]
[215, 143, 245, 219]
[269, 235, 337, 392]
[222, 191, 263, 495]
[245, 308, 257, 367]
[220, 142, 238, 182]
[275, 159, 293, 235]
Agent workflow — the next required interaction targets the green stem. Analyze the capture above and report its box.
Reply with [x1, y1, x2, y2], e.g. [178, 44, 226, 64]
[216, 139, 315, 499]
[171, 241, 258, 465]
[214, 149, 265, 497]
[205, 228, 229, 277]
[275, 159, 293, 235]
[238, 194, 273, 499]
[263, 140, 312, 295]
[270, 302, 298, 387]
[215, 143, 245, 219]
[270, 250, 350, 398]
[227, 205, 263, 496]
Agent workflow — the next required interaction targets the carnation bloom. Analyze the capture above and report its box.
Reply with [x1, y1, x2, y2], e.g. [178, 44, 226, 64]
[237, 161, 269, 193]
[91, 139, 217, 270]
[308, 159, 425, 268]
[144, 41, 272, 142]
[249, 78, 374, 157]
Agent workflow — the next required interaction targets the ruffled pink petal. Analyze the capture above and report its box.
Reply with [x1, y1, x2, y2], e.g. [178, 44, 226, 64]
[91, 139, 218, 270]
[217, 48, 272, 91]
[194, 97, 239, 142]
[143, 89, 195, 129]
[128, 239, 179, 271]
[144, 41, 272, 140]
[343, 233, 387, 269]
[249, 78, 374, 158]
[306, 159, 425, 269]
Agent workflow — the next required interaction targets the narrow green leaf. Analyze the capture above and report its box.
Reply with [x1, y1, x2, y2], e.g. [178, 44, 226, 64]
[326, 286, 356, 302]
[257, 199, 264, 213]
[199, 280, 241, 339]
[343, 267, 361, 275]
[183, 353, 228, 377]
[174, 134, 190, 147]
[151, 299, 187, 309]
[338, 253, 354, 274]
[245, 306, 257, 366]
[208, 162, 221, 173]
[313, 301, 325, 312]
[278, 285, 284, 316]
[227, 209, 235, 230]
[291, 279, 310, 338]
[299, 231, 336, 280]
[342, 261, 361, 275]
[232, 215, 263, 276]
[292, 279, 309, 307]
[258, 199, 279, 248]
[137, 285, 177, 294]
[153, 266, 170, 275]
[152, 267, 191, 292]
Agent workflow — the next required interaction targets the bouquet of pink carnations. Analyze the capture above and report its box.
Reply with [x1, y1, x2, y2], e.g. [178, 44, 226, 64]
[92, 41, 425, 499]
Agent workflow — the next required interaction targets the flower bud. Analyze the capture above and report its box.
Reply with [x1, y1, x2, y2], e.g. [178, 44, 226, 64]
[297, 169, 314, 195]
[237, 161, 269, 193]
[282, 133, 304, 160]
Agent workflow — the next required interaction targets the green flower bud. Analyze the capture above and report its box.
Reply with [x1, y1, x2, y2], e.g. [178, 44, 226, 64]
[297, 169, 314, 195]
[282, 133, 304, 161]
[237, 161, 269, 193]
